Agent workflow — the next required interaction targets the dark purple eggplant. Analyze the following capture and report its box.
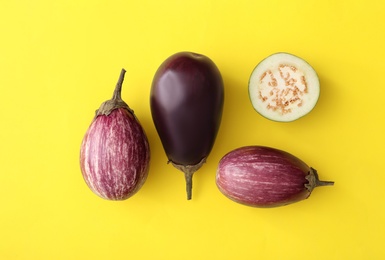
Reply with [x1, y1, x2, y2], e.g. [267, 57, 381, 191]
[150, 52, 224, 200]
[216, 146, 334, 207]
[80, 69, 150, 200]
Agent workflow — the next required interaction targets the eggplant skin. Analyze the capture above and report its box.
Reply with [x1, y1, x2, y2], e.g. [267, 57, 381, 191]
[216, 146, 311, 208]
[150, 52, 224, 166]
[80, 108, 150, 200]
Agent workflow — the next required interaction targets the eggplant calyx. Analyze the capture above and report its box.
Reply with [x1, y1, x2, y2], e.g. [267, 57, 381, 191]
[95, 68, 134, 117]
[305, 167, 334, 192]
[170, 157, 207, 200]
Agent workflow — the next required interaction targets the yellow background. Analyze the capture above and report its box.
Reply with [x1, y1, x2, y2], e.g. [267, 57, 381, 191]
[1, 0, 384, 259]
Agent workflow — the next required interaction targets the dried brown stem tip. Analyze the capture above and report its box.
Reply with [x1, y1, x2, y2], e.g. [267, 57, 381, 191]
[96, 68, 132, 117]
[171, 158, 206, 200]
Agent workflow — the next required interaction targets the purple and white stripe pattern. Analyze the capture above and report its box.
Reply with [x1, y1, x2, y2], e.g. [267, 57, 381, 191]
[216, 146, 311, 207]
[80, 108, 150, 200]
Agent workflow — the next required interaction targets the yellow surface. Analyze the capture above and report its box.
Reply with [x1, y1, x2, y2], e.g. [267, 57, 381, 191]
[1, 0, 384, 259]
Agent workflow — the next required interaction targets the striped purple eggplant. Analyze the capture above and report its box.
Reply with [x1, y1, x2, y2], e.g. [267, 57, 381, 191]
[80, 69, 150, 200]
[216, 146, 333, 207]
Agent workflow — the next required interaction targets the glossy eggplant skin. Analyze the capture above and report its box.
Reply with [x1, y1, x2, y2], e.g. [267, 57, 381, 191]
[80, 108, 150, 200]
[80, 69, 150, 201]
[150, 52, 224, 166]
[216, 146, 334, 207]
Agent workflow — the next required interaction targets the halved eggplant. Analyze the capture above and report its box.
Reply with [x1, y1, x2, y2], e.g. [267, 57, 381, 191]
[249, 53, 320, 122]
